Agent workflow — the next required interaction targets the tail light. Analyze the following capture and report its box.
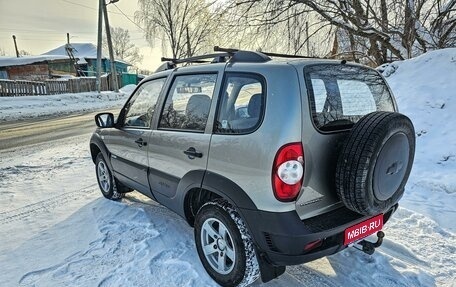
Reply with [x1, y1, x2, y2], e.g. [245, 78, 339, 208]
[272, 142, 304, 202]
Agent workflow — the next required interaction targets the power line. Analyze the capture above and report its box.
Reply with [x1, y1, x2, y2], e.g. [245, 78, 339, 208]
[60, 0, 97, 12]
[0, 37, 84, 42]
[60, 0, 134, 17]
[0, 28, 96, 35]
[112, 3, 148, 34]
[111, 3, 162, 43]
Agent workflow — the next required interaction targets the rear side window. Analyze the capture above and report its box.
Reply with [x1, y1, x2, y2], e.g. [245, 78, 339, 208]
[305, 65, 394, 132]
[158, 74, 217, 132]
[215, 73, 265, 134]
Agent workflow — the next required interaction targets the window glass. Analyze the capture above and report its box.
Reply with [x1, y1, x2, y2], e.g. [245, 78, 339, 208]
[311, 78, 326, 112]
[305, 65, 394, 131]
[338, 80, 376, 115]
[124, 78, 166, 128]
[159, 74, 217, 131]
[215, 74, 265, 134]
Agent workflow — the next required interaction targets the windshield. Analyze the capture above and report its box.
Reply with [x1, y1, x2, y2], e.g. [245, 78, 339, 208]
[304, 64, 395, 132]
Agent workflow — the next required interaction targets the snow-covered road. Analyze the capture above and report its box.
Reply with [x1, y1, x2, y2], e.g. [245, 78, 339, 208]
[0, 110, 119, 150]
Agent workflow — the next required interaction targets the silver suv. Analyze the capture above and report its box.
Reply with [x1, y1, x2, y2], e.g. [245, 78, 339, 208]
[90, 47, 415, 287]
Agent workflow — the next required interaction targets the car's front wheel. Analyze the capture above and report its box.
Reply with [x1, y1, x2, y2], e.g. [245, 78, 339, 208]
[194, 199, 260, 287]
[95, 153, 128, 200]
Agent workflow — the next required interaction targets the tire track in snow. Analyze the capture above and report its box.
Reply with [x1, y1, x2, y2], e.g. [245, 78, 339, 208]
[18, 201, 215, 287]
[0, 184, 97, 225]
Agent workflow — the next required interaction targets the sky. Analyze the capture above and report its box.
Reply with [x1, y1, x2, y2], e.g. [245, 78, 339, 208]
[0, 0, 162, 71]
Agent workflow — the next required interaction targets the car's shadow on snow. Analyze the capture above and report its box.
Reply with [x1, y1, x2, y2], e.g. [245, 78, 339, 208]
[11, 193, 436, 287]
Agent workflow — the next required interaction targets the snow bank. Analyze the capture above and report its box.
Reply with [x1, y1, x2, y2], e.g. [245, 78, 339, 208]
[381, 48, 456, 232]
[0, 92, 127, 121]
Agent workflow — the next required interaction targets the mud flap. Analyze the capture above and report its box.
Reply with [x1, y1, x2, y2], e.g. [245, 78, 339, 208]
[257, 250, 286, 283]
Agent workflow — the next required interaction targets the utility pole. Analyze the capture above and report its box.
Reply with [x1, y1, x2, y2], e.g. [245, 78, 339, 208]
[12, 35, 19, 58]
[102, 0, 119, 92]
[67, 33, 70, 45]
[96, 0, 103, 93]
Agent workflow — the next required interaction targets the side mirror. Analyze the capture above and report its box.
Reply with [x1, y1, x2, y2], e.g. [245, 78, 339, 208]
[95, 112, 115, 128]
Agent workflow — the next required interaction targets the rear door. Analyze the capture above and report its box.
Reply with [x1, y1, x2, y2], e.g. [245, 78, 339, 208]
[103, 77, 167, 195]
[296, 64, 396, 219]
[147, 66, 223, 205]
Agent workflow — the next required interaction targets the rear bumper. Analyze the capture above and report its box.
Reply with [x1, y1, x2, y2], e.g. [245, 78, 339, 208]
[240, 204, 398, 266]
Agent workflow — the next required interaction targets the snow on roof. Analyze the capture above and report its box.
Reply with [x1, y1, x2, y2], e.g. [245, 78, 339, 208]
[43, 43, 105, 60]
[42, 43, 129, 65]
[0, 55, 72, 67]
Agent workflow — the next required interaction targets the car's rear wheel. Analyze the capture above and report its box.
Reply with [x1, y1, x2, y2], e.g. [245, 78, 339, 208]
[335, 111, 415, 215]
[194, 199, 260, 287]
[95, 153, 129, 200]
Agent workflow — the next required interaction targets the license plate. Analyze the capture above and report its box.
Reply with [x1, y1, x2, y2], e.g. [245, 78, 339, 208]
[344, 214, 383, 245]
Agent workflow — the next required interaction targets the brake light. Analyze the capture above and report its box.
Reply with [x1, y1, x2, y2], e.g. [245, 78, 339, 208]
[272, 142, 304, 202]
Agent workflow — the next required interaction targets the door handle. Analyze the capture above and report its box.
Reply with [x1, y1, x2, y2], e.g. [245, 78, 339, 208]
[135, 138, 147, 147]
[183, 147, 203, 159]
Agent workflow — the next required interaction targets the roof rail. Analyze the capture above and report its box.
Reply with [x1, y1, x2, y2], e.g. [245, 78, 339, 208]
[154, 52, 231, 73]
[214, 46, 271, 63]
[161, 53, 231, 64]
[215, 46, 324, 59]
[155, 61, 176, 73]
[154, 46, 320, 73]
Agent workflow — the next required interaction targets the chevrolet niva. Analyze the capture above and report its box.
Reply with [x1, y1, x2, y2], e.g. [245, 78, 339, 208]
[90, 47, 415, 287]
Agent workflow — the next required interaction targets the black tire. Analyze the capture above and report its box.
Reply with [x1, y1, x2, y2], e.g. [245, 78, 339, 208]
[95, 153, 130, 200]
[194, 199, 260, 287]
[335, 112, 415, 215]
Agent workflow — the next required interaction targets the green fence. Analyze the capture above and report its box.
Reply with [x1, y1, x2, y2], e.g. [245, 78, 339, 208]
[121, 73, 139, 86]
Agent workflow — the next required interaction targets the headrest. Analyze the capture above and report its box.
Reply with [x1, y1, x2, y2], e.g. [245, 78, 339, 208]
[248, 93, 262, 118]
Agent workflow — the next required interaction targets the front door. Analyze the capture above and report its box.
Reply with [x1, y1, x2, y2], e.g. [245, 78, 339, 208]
[147, 70, 222, 203]
[104, 77, 167, 195]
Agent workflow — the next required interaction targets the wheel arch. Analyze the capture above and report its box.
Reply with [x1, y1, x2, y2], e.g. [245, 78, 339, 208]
[89, 134, 113, 170]
[180, 171, 257, 226]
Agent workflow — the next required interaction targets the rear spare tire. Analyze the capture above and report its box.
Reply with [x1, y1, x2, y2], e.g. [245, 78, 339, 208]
[335, 112, 415, 215]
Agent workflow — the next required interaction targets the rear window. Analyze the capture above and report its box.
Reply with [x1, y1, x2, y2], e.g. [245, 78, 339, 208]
[304, 64, 395, 132]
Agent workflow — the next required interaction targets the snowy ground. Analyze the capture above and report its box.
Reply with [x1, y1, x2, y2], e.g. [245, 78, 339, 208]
[0, 86, 135, 122]
[0, 50, 455, 286]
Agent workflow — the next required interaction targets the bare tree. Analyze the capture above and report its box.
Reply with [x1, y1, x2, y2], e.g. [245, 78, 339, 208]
[229, 0, 456, 65]
[103, 26, 143, 66]
[430, 0, 456, 48]
[135, 0, 221, 59]
[19, 50, 31, 56]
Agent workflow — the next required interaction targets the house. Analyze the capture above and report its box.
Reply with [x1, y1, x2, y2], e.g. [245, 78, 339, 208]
[42, 43, 130, 76]
[0, 55, 75, 81]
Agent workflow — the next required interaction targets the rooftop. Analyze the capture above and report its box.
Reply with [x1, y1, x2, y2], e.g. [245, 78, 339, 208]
[43, 43, 105, 60]
[0, 55, 72, 68]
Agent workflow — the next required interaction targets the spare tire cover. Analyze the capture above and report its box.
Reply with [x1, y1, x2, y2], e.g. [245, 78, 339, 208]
[335, 111, 415, 215]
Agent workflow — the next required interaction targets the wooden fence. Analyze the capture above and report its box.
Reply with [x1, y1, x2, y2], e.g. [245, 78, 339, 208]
[0, 76, 110, 97]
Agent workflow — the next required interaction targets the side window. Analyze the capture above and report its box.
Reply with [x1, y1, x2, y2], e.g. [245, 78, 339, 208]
[124, 78, 166, 128]
[215, 73, 265, 134]
[159, 74, 217, 131]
